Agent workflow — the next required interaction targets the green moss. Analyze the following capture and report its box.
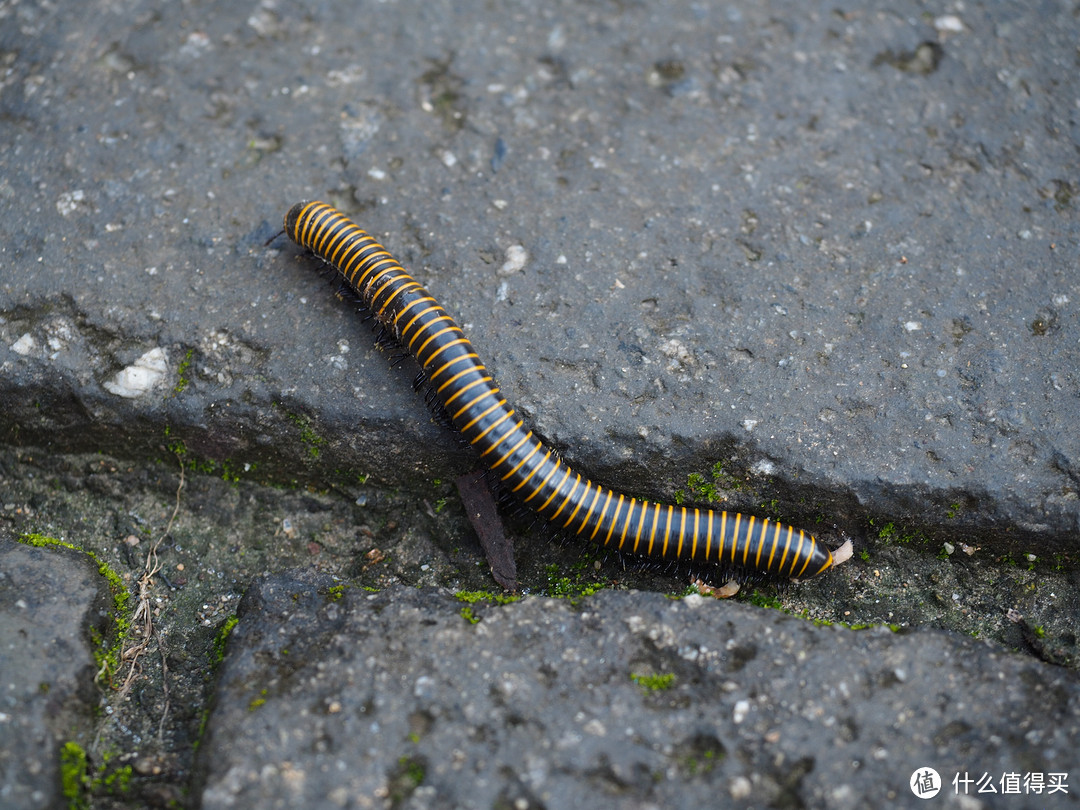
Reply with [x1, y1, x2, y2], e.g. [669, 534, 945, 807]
[459, 606, 480, 625]
[248, 689, 268, 711]
[682, 748, 719, 776]
[743, 590, 783, 610]
[402, 756, 425, 782]
[742, 586, 902, 633]
[674, 461, 744, 505]
[454, 590, 520, 605]
[163, 430, 255, 484]
[101, 764, 132, 793]
[875, 520, 897, 542]
[760, 498, 780, 518]
[172, 348, 194, 395]
[283, 410, 326, 459]
[389, 754, 426, 803]
[60, 741, 90, 810]
[17, 534, 131, 686]
[60, 741, 133, 804]
[93, 751, 132, 795]
[543, 563, 604, 603]
[871, 519, 926, 546]
[630, 672, 675, 691]
[212, 615, 239, 665]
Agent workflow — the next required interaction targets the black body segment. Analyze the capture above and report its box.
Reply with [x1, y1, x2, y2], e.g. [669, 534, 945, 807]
[283, 201, 834, 580]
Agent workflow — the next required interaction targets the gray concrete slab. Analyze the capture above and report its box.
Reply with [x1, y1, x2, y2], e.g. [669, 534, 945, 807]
[1, 0, 1079, 806]
[199, 576, 1080, 810]
[1, 0, 1077, 555]
[0, 537, 113, 809]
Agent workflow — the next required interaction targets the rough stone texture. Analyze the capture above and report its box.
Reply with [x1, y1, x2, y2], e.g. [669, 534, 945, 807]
[199, 575, 1080, 809]
[0, 537, 111, 810]
[1, 0, 1079, 806]
[0, 0, 1077, 555]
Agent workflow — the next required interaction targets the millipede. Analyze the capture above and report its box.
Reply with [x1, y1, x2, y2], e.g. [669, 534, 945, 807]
[280, 201, 850, 588]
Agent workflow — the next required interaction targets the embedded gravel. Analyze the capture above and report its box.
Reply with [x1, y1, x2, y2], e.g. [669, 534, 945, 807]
[0, 0, 1078, 807]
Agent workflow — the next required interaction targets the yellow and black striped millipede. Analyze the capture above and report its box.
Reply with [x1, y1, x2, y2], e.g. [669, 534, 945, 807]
[283, 201, 837, 582]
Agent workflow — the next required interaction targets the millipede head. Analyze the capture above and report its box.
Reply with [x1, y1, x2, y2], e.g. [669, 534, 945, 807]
[283, 201, 314, 243]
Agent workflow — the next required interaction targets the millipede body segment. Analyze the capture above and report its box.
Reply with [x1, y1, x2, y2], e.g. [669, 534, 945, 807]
[283, 201, 834, 581]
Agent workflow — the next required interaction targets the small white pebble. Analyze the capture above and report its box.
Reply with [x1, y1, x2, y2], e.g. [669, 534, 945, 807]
[10, 333, 36, 356]
[730, 776, 752, 799]
[733, 699, 750, 724]
[498, 244, 528, 275]
[934, 14, 964, 33]
[102, 347, 168, 398]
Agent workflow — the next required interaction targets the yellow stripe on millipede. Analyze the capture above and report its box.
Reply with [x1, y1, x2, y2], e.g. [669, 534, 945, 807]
[792, 531, 815, 578]
[674, 507, 686, 559]
[435, 366, 486, 396]
[763, 520, 779, 572]
[334, 235, 379, 273]
[753, 520, 769, 569]
[373, 278, 420, 318]
[622, 498, 643, 551]
[773, 522, 789, 574]
[420, 337, 471, 370]
[324, 228, 358, 267]
[537, 465, 573, 512]
[549, 474, 581, 521]
[604, 493, 625, 545]
[509, 447, 548, 492]
[396, 300, 440, 337]
[484, 420, 526, 463]
[628, 502, 643, 555]
[592, 489, 615, 541]
[742, 516, 756, 566]
[523, 456, 561, 503]
[460, 399, 505, 434]
[654, 504, 671, 558]
[342, 252, 393, 288]
[367, 272, 406, 315]
[469, 408, 513, 447]
[565, 481, 600, 533]
[498, 432, 539, 475]
[307, 210, 341, 246]
[446, 377, 494, 410]
[299, 203, 328, 244]
[412, 323, 459, 358]
[428, 353, 480, 385]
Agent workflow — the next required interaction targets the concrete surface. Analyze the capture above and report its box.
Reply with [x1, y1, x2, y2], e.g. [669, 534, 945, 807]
[0, 0, 1078, 806]
[0, 538, 113, 809]
[197, 576, 1080, 810]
